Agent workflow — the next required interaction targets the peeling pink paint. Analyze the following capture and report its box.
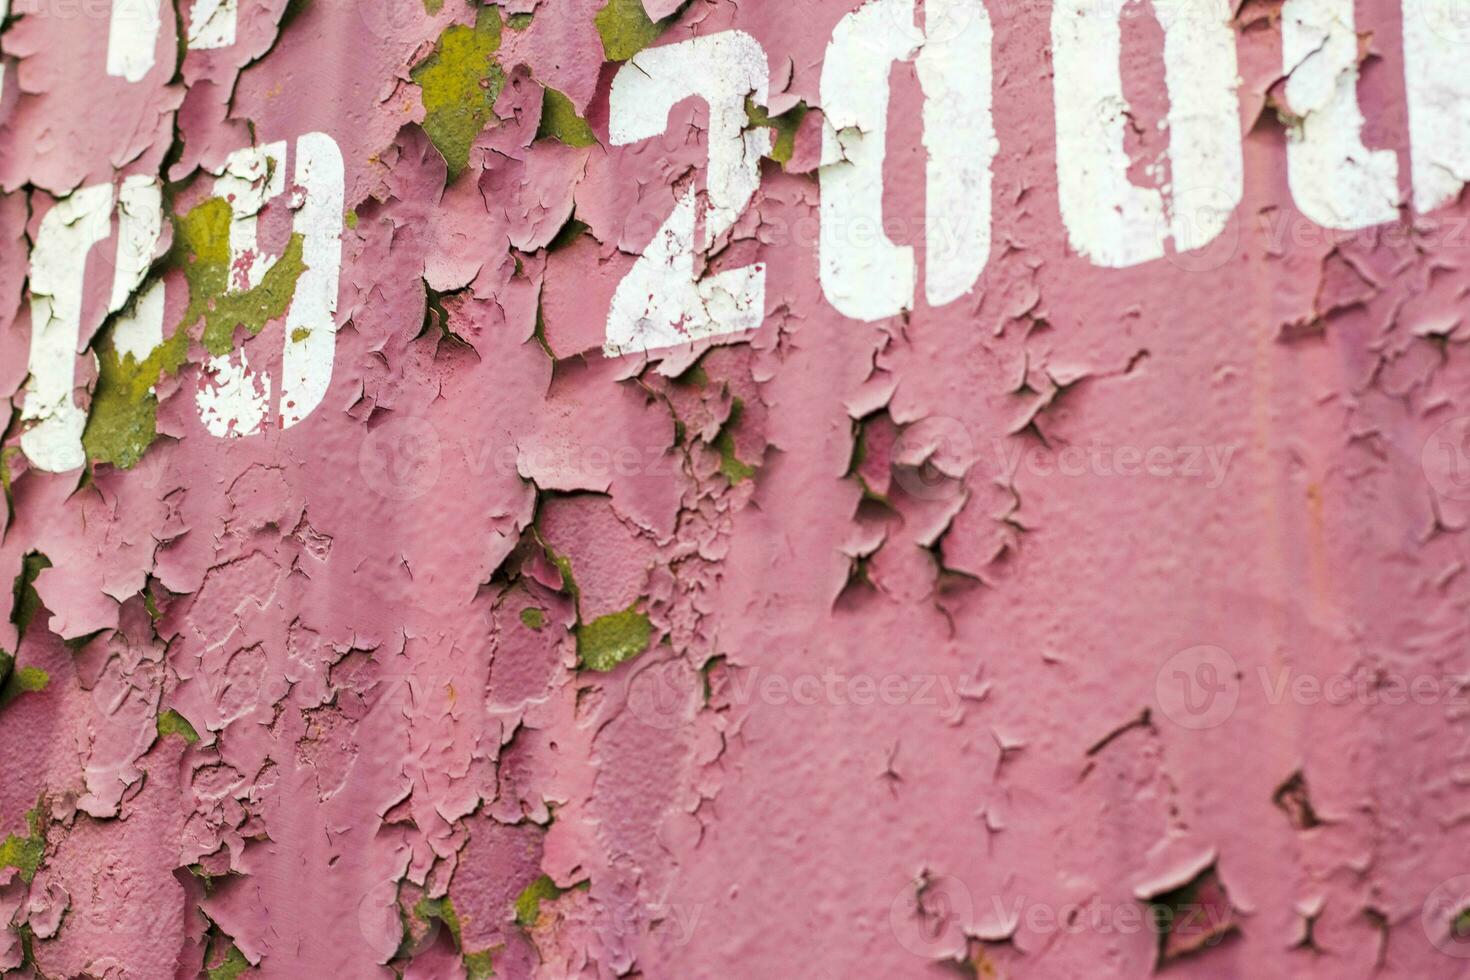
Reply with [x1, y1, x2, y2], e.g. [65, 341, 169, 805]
[2, 0, 1470, 977]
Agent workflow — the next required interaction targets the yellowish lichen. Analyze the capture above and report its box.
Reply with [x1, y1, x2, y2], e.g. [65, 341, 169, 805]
[594, 0, 675, 61]
[411, 8, 506, 178]
[157, 708, 201, 743]
[83, 197, 307, 470]
[576, 605, 652, 671]
[537, 87, 597, 148]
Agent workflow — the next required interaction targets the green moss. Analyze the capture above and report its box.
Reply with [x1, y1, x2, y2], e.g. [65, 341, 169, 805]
[344, 208, 358, 230]
[544, 545, 581, 608]
[414, 894, 498, 976]
[576, 606, 651, 672]
[11, 552, 50, 641]
[422, 0, 443, 12]
[714, 398, 756, 483]
[0, 665, 47, 709]
[1455, 906, 1470, 941]
[291, 327, 311, 343]
[83, 197, 306, 469]
[594, 0, 674, 61]
[746, 98, 808, 165]
[546, 217, 589, 252]
[411, 8, 506, 178]
[671, 360, 708, 388]
[519, 607, 544, 630]
[158, 708, 200, 743]
[82, 326, 189, 470]
[464, 949, 495, 979]
[514, 874, 564, 927]
[198, 243, 306, 356]
[0, 807, 45, 883]
[0, 445, 18, 512]
[414, 894, 464, 946]
[206, 944, 250, 980]
[537, 87, 597, 147]
[508, 11, 533, 30]
[14, 667, 46, 691]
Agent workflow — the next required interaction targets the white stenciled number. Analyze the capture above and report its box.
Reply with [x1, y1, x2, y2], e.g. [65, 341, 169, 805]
[818, 0, 995, 321]
[21, 187, 115, 473]
[1280, 0, 1399, 228]
[197, 133, 344, 437]
[20, 133, 344, 472]
[1051, 0, 1243, 266]
[1402, 0, 1470, 214]
[107, 0, 236, 83]
[19, 177, 162, 473]
[604, 31, 769, 357]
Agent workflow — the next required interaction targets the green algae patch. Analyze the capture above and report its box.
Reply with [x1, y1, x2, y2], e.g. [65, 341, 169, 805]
[507, 11, 533, 30]
[83, 197, 307, 469]
[514, 874, 565, 927]
[464, 949, 495, 979]
[11, 552, 50, 641]
[0, 807, 45, 883]
[0, 664, 47, 709]
[576, 606, 651, 672]
[158, 708, 201, 743]
[82, 325, 190, 471]
[537, 87, 597, 147]
[714, 397, 756, 483]
[747, 99, 809, 166]
[538, 535, 654, 672]
[206, 944, 250, 980]
[171, 194, 302, 355]
[344, 208, 358, 230]
[415, 894, 497, 976]
[414, 894, 464, 945]
[422, 0, 443, 12]
[412, 8, 506, 178]
[546, 216, 590, 253]
[520, 606, 544, 630]
[595, 0, 674, 61]
[542, 542, 581, 607]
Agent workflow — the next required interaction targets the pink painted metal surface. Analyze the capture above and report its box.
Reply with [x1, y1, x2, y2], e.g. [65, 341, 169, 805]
[1, 0, 1470, 977]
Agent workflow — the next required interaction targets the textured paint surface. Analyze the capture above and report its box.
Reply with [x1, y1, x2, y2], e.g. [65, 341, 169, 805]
[2, 0, 1470, 977]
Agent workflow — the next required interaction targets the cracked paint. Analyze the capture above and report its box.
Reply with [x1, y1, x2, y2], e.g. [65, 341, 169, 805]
[1, 0, 1470, 977]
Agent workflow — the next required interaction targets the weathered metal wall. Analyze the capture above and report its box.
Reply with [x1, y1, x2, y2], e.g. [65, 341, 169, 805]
[2, 0, 1470, 976]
